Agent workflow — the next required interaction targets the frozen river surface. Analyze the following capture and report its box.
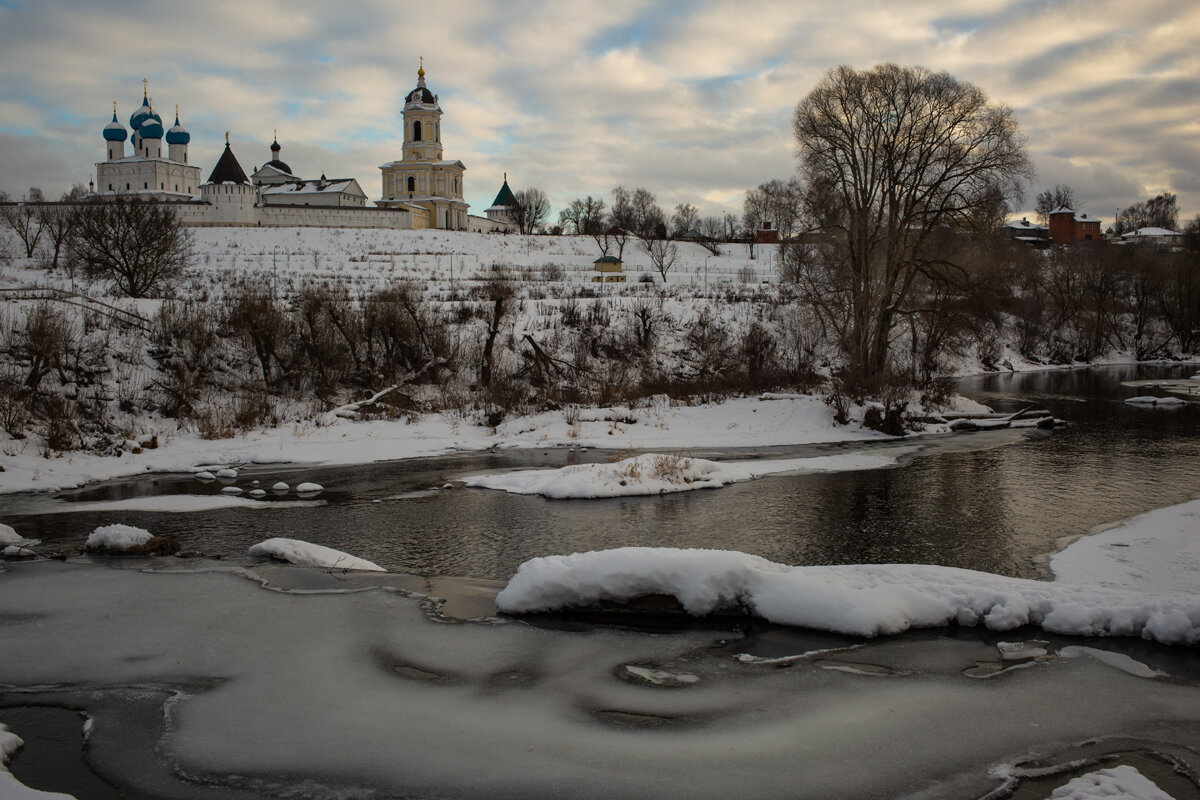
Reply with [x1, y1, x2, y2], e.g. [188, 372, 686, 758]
[2, 365, 1200, 798]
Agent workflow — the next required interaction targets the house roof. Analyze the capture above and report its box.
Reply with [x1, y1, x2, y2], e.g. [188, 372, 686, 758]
[1004, 218, 1047, 230]
[207, 142, 250, 185]
[594, 255, 622, 264]
[1122, 227, 1180, 238]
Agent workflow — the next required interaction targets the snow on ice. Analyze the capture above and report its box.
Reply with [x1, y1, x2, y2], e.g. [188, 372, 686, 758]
[462, 450, 908, 499]
[496, 548, 1199, 645]
[1051, 499, 1200, 593]
[248, 537, 383, 571]
[84, 524, 152, 551]
[1048, 765, 1175, 800]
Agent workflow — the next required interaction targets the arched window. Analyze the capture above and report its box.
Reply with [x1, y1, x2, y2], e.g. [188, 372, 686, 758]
[413, 120, 422, 141]
[407, 176, 415, 193]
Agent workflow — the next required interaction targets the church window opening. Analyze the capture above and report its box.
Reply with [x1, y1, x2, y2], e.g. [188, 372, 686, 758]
[144, 182, 148, 189]
[407, 176, 415, 193]
[413, 121, 422, 141]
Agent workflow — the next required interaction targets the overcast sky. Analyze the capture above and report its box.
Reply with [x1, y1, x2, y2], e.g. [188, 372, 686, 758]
[1, 0, 1197, 228]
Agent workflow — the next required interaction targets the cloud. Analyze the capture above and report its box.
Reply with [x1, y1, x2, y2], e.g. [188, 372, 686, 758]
[1, 0, 1198, 223]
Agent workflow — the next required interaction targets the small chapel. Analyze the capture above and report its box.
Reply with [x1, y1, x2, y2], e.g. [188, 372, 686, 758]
[376, 61, 469, 230]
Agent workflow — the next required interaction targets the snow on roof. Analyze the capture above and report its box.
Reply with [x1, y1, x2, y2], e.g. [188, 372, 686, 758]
[1121, 227, 1180, 238]
[261, 179, 360, 196]
[1004, 219, 1047, 230]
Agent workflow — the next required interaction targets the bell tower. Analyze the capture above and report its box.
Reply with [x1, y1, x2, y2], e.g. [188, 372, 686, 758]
[402, 57, 443, 162]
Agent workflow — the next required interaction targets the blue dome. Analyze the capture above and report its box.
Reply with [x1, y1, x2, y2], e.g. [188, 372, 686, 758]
[129, 96, 152, 131]
[103, 112, 127, 142]
[165, 115, 190, 145]
[139, 110, 164, 139]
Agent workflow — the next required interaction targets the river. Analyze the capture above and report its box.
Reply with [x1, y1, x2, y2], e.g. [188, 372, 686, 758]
[6, 363, 1199, 581]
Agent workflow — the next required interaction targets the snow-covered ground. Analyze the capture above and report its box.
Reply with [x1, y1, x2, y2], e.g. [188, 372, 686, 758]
[0, 393, 903, 495]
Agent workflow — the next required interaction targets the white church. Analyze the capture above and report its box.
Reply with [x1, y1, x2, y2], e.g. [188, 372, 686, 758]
[93, 68, 518, 232]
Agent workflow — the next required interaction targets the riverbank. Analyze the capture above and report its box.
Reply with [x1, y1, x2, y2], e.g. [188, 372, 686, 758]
[0, 391, 978, 495]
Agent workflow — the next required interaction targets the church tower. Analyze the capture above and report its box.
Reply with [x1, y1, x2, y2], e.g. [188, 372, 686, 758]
[377, 60, 468, 230]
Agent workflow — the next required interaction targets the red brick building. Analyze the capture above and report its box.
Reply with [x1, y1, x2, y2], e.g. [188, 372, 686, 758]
[1048, 206, 1102, 243]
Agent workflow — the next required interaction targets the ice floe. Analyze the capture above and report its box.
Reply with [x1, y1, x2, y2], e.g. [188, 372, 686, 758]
[1048, 765, 1173, 800]
[496, 548, 1200, 645]
[462, 450, 907, 499]
[248, 537, 383, 571]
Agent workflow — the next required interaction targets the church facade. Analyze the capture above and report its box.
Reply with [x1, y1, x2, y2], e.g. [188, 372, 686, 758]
[94, 82, 202, 201]
[376, 63, 469, 230]
[88, 70, 515, 231]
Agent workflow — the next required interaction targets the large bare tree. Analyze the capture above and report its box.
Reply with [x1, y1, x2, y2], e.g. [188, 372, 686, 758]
[1034, 183, 1077, 225]
[792, 63, 1032, 382]
[512, 187, 550, 234]
[68, 198, 193, 297]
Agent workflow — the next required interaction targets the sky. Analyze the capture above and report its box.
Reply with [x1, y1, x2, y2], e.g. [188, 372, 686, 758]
[1, 0, 1198, 229]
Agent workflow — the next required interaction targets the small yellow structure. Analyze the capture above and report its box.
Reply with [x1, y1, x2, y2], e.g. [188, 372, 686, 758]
[592, 255, 626, 283]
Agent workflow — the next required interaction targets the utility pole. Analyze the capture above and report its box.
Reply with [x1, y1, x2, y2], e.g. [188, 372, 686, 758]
[272, 245, 279, 300]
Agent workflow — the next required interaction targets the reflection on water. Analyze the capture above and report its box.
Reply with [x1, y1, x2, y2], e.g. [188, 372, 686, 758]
[6, 365, 1199, 581]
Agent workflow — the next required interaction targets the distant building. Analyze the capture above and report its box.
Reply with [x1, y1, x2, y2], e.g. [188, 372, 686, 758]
[1003, 217, 1050, 245]
[1048, 206, 1102, 243]
[250, 136, 368, 208]
[376, 62, 469, 230]
[484, 175, 518, 229]
[592, 255, 626, 283]
[755, 221, 780, 244]
[94, 82, 201, 201]
[1120, 227, 1182, 247]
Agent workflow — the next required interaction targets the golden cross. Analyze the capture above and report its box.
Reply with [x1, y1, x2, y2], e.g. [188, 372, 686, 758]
[113, 100, 117, 114]
[225, 131, 230, 145]
[142, 77, 148, 96]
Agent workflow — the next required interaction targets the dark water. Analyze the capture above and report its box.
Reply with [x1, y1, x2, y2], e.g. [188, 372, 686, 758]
[4, 364, 1199, 580]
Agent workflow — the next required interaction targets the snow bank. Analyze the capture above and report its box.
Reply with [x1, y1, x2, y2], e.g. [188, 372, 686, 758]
[248, 538, 383, 572]
[463, 451, 905, 499]
[0, 723, 78, 799]
[1048, 765, 1173, 800]
[1124, 395, 1187, 406]
[0, 523, 21, 545]
[1051, 499, 1200, 593]
[85, 524, 152, 551]
[496, 548, 1200, 645]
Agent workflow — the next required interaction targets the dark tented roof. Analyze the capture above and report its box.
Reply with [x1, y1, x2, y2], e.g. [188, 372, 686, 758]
[207, 143, 250, 184]
[490, 179, 516, 208]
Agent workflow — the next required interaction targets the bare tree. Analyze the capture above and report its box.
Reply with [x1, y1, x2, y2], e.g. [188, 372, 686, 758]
[792, 63, 1032, 383]
[745, 179, 804, 239]
[671, 203, 700, 238]
[558, 196, 606, 235]
[37, 200, 78, 272]
[612, 186, 665, 240]
[697, 215, 724, 254]
[1, 201, 44, 258]
[1115, 192, 1179, 234]
[68, 198, 193, 297]
[512, 187, 550, 234]
[1034, 184, 1078, 225]
[742, 188, 769, 259]
[641, 236, 678, 282]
